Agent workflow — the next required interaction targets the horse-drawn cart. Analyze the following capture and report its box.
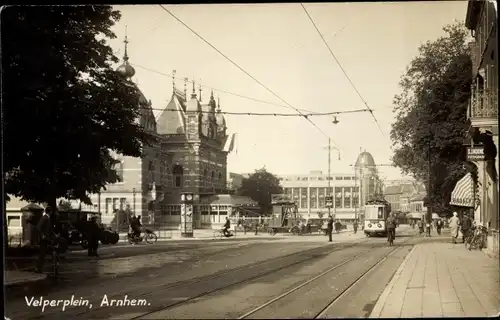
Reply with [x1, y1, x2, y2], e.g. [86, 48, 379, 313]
[267, 194, 299, 235]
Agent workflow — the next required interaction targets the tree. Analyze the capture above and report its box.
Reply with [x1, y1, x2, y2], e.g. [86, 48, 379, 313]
[237, 168, 283, 214]
[2, 6, 156, 213]
[390, 23, 471, 213]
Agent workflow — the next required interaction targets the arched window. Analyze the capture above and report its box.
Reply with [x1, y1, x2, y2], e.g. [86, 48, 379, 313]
[204, 169, 208, 186]
[114, 161, 124, 182]
[211, 171, 215, 185]
[173, 165, 184, 188]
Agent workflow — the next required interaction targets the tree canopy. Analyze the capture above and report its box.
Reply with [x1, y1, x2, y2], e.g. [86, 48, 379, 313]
[237, 168, 283, 214]
[3, 6, 156, 209]
[390, 23, 471, 213]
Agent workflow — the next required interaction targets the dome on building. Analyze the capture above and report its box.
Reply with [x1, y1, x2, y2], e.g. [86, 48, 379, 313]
[116, 61, 136, 79]
[355, 151, 376, 168]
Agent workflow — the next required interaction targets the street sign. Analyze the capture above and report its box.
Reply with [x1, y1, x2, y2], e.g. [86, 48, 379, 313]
[467, 146, 485, 161]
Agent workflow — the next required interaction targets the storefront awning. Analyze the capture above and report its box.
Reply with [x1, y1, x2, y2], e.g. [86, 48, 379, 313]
[450, 173, 474, 207]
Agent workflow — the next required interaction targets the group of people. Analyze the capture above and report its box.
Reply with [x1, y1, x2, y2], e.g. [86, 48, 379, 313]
[34, 206, 102, 273]
[448, 211, 474, 244]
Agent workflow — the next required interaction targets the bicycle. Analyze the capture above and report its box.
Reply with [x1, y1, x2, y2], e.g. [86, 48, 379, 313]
[387, 229, 395, 246]
[213, 229, 234, 240]
[467, 225, 488, 251]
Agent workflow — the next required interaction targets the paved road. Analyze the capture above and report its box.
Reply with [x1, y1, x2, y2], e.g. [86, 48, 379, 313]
[6, 226, 433, 319]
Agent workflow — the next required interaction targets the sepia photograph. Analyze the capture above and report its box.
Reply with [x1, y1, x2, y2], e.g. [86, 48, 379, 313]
[2, 1, 499, 319]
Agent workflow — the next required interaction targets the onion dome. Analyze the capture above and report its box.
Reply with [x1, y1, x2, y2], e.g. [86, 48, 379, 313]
[116, 30, 136, 79]
[355, 151, 376, 168]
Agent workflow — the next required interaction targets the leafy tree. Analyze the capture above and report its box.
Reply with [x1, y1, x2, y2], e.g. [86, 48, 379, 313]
[237, 168, 283, 214]
[2, 6, 156, 215]
[390, 23, 471, 214]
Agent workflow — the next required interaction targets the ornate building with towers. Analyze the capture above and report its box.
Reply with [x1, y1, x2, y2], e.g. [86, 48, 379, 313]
[154, 72, 237, 229]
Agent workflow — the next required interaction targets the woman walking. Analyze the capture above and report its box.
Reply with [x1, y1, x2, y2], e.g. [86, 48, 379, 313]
[448, 212, 460, 244]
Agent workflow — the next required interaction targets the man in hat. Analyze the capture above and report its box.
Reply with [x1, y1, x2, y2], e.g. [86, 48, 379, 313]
[87, 216, 100, 257]
[35, 206, 53, 273]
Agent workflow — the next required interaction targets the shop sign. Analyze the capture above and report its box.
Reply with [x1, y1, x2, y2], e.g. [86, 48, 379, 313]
[467, 147, 485, 161]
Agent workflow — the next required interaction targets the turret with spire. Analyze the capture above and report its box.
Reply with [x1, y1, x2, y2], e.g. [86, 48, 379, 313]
[116, 26, 136, 79]
[215, 96, 227, 139]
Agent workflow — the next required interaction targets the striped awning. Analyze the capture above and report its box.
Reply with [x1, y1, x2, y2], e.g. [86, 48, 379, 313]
[450, 173, 474, 207]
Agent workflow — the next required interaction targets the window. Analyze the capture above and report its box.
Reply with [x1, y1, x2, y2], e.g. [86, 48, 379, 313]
[113, 198, 119, 212]
[344, 176, 351, 180]
[148, 160, 154, 172]
[318, 188, 325, 208]
[343, 187, 351, 208]
[218, 172, 222, 181]
[173, 165, 184, 188]
[335, 187, 342, 208]
[310, 188, 317, 209]
[300, 188, 308, 209]
[335, 177, 343, 180]
[105, 198, 112, 214]
[211, 171, 215, 183]
[352, 187, 359, 208]
[8, 216, 21, 227]
[310, 177, 317, 181]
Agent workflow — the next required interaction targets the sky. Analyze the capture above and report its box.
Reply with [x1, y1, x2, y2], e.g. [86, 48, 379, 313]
[108, 1, 469, 181]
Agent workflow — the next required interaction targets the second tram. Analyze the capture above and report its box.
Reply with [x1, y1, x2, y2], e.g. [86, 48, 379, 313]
[363, 199, 392, 237]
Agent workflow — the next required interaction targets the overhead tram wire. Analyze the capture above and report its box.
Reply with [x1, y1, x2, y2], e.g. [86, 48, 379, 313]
[130, 63, 321, 114]
[157, 4, 338, 145]
[300, 3, 386, 137]
[144, 106, 370, 117]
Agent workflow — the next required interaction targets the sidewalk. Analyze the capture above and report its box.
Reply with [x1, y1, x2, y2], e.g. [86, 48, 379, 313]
[5, 270, 47, 287]
[370, 242, 500, 318]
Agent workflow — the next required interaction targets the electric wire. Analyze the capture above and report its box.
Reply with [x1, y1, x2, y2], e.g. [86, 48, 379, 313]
[130, 63, 320, 114]
[157, 4, 340, 148]
[300, 3, 386, 136]
[145, 106, 370, 117]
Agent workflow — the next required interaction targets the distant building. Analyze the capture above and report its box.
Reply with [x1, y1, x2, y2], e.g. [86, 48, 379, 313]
[276, 151, 381, 221]
[227, 172, 246, 193]
[383, 180, 423, 213]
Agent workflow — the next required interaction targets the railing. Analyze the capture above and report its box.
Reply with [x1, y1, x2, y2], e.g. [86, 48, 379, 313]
[469, 89, 498, 119]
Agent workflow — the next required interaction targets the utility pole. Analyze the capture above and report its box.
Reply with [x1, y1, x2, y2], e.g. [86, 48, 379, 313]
[328, 138, 331, 218]
[426, 140, 432, 237]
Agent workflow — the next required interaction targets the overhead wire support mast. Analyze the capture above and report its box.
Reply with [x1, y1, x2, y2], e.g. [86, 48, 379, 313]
[158, 4, 333, 141]
[300, 3, 385, 136]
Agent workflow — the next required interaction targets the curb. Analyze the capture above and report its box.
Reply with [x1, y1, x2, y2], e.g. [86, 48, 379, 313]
[6, 273, 48, 288]
[369, 245, 417, 318]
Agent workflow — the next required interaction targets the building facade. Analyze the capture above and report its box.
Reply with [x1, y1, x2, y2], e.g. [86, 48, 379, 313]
[277, 151, 382, 221]
[465, 0, 498, 255]
[383, 180, 423, 213]
[227, 172, 246, 193]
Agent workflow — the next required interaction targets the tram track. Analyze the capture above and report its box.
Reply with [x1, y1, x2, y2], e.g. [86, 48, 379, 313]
[60, 238, 370, 319]
[127, 235, 414, 320]
[238, 235, 415, 319]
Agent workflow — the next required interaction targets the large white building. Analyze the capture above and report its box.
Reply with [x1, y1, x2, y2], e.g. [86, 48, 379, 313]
[277, 151, 382, 221]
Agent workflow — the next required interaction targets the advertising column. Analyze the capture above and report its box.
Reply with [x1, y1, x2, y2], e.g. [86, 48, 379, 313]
[180, 193, 194, 238]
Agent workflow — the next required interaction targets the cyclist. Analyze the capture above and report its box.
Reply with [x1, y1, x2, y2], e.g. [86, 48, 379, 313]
[386, 213, 396, 243]
[130, 215, 142, 240]
[222, 217, 231, 237]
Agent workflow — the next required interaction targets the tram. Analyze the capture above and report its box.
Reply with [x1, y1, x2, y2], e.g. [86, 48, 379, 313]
[363, 199, 392, 237]
[267, 194, 299, 235]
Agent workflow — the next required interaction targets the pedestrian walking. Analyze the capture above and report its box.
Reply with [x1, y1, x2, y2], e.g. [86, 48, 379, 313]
[448, 212, 460, 244]
[425, 219, 432, 237]
[35, 206, 53, 273]
[87, 216, 100, 257]
[461, 213, 472, 243]
[353, 220, 358, 234]
[417, 219, 424, 235]
[327, 215, 334, 242]
[436, 218, 443, 235]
